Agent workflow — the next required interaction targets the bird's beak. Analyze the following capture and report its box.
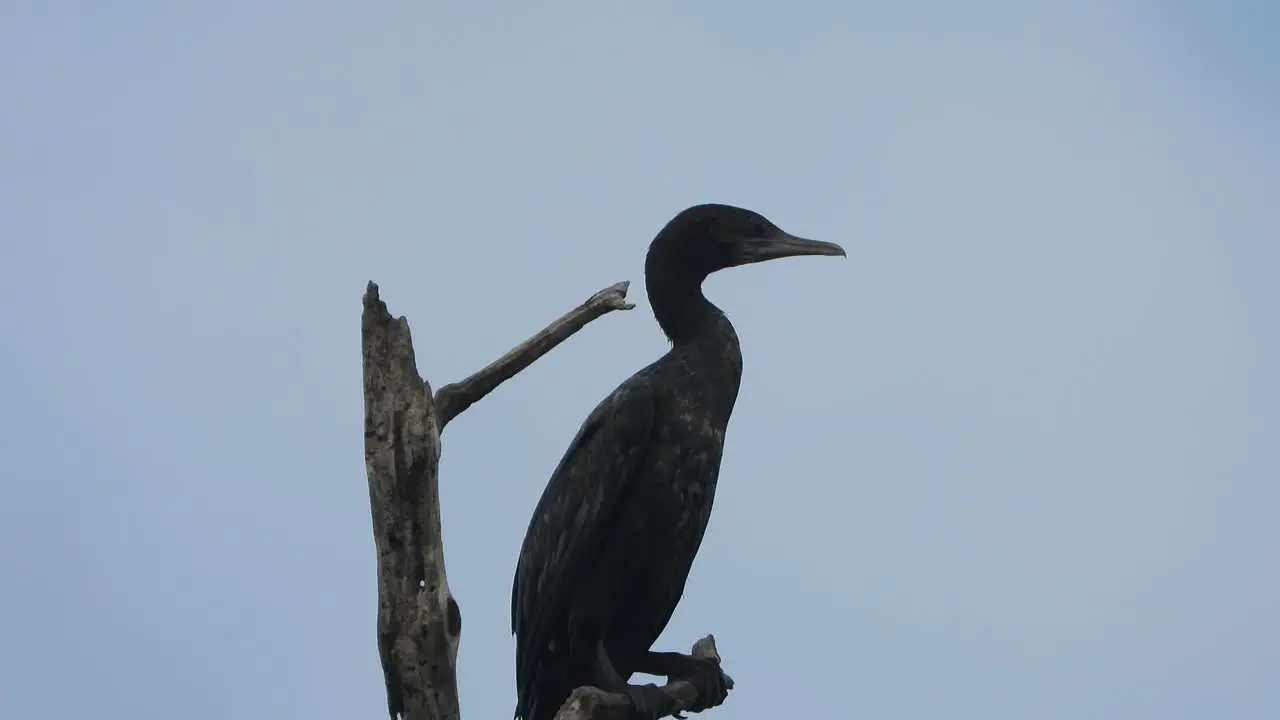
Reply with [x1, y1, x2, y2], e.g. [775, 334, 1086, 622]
[731, 232, 847, 266]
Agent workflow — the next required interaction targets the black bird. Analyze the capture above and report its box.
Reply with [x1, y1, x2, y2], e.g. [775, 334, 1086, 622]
[511, 203, 845, 720]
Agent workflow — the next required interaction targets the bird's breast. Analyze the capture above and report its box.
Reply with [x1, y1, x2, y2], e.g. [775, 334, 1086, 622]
[626, 409, 726, 536]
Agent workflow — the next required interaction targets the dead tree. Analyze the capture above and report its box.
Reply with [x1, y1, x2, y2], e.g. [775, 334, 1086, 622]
[361, 280, 734, 720]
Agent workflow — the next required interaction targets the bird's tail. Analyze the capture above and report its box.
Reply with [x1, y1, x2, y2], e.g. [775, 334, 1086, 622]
[516, 653, 582, 720]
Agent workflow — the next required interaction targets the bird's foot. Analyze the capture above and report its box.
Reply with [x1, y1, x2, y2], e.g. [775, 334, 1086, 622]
[667, 655, 730, 714]
[622, 682, 676, 720]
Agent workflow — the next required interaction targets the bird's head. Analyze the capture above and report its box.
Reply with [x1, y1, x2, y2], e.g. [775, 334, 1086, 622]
[647, 203, 845, 282]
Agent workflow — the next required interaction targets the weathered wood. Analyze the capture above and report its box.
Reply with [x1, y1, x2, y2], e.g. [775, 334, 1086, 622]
[362, 282, 456, 720]
[435, 281, 635, 428]
[361, 280, 642, 720]
[553, 636, 735, 720]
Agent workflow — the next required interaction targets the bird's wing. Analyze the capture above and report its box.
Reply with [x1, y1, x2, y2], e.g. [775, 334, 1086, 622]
[510, 374, 658, 688]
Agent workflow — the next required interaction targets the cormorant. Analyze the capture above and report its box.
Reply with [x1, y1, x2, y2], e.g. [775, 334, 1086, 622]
[511, 203, 845, 720]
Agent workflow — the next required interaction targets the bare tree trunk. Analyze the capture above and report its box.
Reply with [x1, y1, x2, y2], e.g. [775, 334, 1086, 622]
[361, 281, 732, 720]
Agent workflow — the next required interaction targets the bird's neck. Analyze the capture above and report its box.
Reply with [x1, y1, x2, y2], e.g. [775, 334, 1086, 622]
[649, 280, 745, 413]
[646, 263, 745, 416]
[650, 279, 727, 346]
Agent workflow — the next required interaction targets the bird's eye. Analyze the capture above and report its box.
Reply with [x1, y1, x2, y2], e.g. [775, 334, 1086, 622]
[751, 222, 766, 237]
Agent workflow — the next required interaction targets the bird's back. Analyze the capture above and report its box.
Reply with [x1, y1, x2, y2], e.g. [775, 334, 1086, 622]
[510, 362, 663, 720]
[511, 337, 742, 720]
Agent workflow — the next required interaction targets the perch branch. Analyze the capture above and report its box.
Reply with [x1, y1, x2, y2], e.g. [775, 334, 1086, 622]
[361, 280, 634, 720]
[552, 635, 736, 720]
[434, 280, 635, 428]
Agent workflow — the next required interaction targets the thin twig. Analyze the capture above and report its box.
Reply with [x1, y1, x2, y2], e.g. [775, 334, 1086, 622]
[433, 281, 635, 428]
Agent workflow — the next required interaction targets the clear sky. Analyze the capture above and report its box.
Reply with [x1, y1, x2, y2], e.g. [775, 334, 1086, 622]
[2, 2, 1277, 719]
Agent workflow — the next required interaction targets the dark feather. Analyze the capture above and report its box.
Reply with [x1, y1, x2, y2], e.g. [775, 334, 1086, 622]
[511, 372, 659, 720]
[510, 204, 843, 720]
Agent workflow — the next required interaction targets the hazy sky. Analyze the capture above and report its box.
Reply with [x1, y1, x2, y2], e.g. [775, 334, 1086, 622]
[2, 2, 1277, 719]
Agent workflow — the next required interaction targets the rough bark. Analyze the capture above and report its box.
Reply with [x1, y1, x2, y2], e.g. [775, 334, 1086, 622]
[363, 279, 732, 720]
[362, 282, 457, 720]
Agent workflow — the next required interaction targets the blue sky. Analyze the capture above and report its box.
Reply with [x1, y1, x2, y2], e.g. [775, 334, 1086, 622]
[2, 2, 1277, 719]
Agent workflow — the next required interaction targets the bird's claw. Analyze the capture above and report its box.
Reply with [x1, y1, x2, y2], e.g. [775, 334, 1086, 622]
[623, 683, 675, 720]
[671, 656, 730, 713]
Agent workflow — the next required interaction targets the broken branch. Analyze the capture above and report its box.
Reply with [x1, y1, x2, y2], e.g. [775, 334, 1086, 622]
[434, 281, 635, 428]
